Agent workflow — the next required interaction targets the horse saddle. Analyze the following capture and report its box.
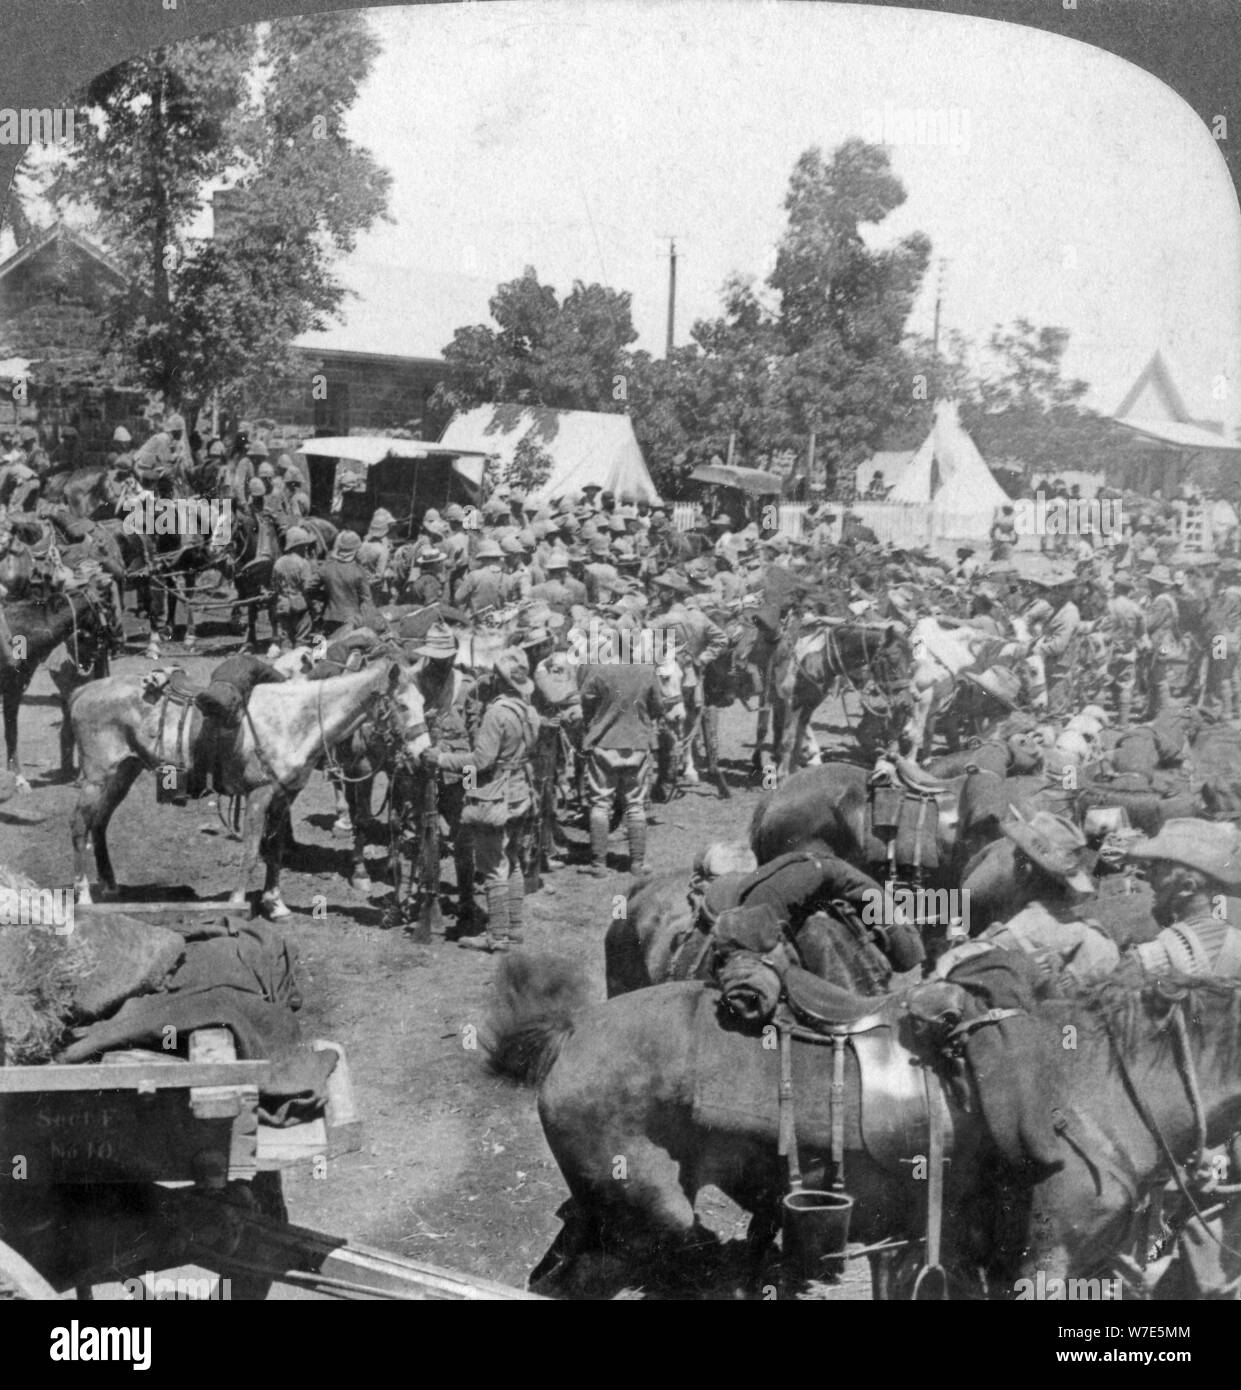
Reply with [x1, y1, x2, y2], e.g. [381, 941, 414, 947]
[783, 964, 899, 1034]
[692, 985, 942, 1179]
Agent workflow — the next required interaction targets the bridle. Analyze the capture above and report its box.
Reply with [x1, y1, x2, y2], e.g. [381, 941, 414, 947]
[1101, 984, 1241, 1263]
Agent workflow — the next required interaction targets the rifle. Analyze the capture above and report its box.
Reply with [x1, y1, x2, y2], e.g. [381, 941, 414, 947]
[412, 761, 442, 942]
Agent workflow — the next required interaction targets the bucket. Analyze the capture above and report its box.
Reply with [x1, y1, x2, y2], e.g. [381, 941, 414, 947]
[781, 1189, 854, 1281]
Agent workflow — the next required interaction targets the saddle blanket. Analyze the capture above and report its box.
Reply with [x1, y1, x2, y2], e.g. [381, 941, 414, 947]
[863, 787, 940, 872]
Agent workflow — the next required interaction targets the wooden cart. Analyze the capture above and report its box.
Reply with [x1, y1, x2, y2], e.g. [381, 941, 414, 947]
[0, 1028, 540, 1300]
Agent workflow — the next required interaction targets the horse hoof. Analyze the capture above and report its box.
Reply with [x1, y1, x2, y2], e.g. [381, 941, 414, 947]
[351, 876, 374, 896]
[332, 816, 353, 838]
[261, 895, 292, 920]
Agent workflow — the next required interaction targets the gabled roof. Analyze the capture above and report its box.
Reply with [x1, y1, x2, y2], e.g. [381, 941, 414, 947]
[0, 222, 127, 290]
[1113, 349, 1190, 422]
[1111, 348, 1240, 453]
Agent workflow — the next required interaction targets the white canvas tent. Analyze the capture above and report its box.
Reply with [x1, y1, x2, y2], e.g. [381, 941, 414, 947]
[439, 404, 661, 505]
[886, 400, 1008, 537]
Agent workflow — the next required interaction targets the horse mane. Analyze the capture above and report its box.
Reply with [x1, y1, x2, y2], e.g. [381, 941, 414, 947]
[1049, 974, 1241, 1073]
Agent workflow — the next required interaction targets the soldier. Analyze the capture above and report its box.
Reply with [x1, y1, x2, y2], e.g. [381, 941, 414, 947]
[319, 529, 377, 636]
[133, 413, 187, 488]
[499, 534, 533, 605]
[403, 545, 448, 607]
[283, 472, 312, 519]
[578, 621, 665, 879]
[582, 534, 620, 605]
[528, 547, 587, 618]
[522, 618, 581, 871]
[455, 536, 505, 616]
[1205, 558, 1241, 721]
[1145, 564, 1187, 717]
[396, 618, 480, 937]
[1099, 570, 1146, 728]
[1125, 819, 1241, 978]
[269, 526, 318, 650]
[426, 648, 540, 954]
[953, 811, 1120, 982]
[990, 503, 1018, 561]
[1034, 573, 1081, 718]
[441, 502, 472, 586]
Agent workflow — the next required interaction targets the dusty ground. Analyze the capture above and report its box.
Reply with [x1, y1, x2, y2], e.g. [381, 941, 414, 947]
[3, 615, 879, 1299]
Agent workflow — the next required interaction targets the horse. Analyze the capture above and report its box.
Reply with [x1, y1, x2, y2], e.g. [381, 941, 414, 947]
[39, 467, 131, 521]
[1004, 978, 1241, 1300]
[766, 621, 913, 778]
[3, 583, 115, 783]
[69, 655, 421, 917]
[484, 956, 1002, 1298]
[903, 616, 1033, 761]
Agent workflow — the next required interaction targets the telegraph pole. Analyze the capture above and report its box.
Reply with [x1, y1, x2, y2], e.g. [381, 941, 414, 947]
[665, 237, 677, 358]
[931, 258, 947, 397]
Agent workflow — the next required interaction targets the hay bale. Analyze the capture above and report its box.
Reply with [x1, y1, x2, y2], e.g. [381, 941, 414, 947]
[0, 867, 184, 1064]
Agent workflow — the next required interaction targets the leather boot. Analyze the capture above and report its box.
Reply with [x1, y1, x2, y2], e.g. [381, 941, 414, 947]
[627, 814, 650, 880]
[586, 807, 610, 876]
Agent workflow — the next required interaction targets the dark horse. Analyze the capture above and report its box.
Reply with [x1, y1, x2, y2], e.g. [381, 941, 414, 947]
[484, 955, 1003, 1298]
[3, 584, 114, 782]
[766, 621, 912, 779]
[213, 511, 337, 651]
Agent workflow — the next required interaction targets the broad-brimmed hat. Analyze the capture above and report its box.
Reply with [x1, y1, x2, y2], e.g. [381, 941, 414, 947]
[417, 545, 446, 565]
[961, 665, 1020, 710]
[164, 413, 186, 434]
[284, 527, 314, 551]
[500, 535, 526, 556]
[494, 646, 534, 696]
[685, 559, 714, 589]
[580, 484, 603, 498]
[587, 535, 611, 558]
[1002, 810, 1096, 893]
[545, 549, 570, 570]
[1126, 818, 1241, 886]
[475, 537, 504, 562]
[1146, 564, 1177, 587]
[652, 571, 691, 596]
[247, 477, 268, 497]
[482, 497, 508, 519]
[112, 425, 133, 444]
[410, 621, 458, 659]
[332, 529, 362, 559]
[246, 438, 268, 459]
[257, 461, 276, 478]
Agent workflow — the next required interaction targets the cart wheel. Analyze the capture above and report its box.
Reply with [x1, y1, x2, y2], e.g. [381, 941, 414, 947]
[224, 1172, 287, 1301]
[0, 1238, 59, 1299]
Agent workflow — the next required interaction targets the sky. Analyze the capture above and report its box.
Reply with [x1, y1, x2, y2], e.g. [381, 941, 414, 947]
[288, 0, 1240, 425]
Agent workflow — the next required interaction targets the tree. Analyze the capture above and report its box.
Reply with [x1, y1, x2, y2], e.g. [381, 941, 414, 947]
[434, 267, 638, 417]
[50, 15, 391, 413]
[627, 140, 931, 493]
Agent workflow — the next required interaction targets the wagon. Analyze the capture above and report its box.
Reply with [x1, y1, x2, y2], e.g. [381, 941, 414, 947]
[300, 437, 491, 540]
[0, 1019, 539, 1300]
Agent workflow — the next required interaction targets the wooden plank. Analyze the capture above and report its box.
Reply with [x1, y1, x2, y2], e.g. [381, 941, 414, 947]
[189, 1029, 245, 1120]
[0, 1089, 257, 1184]
[0, 1061, 270, 1093]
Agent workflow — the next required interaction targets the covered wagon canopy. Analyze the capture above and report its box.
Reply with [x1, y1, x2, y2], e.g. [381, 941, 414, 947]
[688, 462, 784, 496]
[439, 404, 661, 506]
[300, 436, 490, 487]
[299, 436, 490, 532]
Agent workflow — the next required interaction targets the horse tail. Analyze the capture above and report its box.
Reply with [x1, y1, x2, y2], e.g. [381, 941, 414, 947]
[484, 952, 592, 1088]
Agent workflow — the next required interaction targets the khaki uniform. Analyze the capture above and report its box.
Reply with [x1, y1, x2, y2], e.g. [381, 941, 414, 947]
[437, 691, 540, 943]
